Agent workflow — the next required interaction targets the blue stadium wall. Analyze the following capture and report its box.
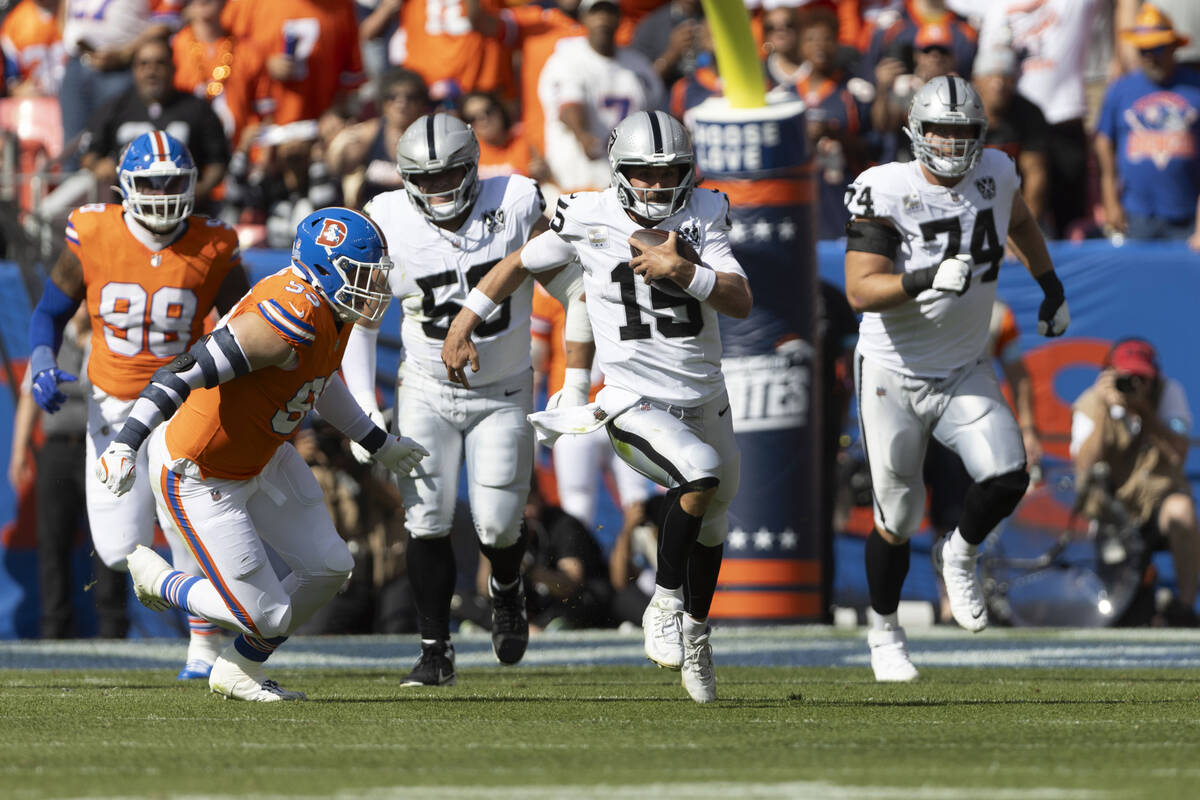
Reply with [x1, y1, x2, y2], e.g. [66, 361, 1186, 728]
[0, 241, 1198, 636]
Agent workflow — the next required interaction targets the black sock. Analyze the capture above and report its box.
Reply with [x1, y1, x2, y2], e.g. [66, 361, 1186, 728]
[479, 526, 528, 589]
[683, 542, 724, 619]
[865, 529, 909, 616]
[407, 536, 456, 641]
[656, 490, 704, 590]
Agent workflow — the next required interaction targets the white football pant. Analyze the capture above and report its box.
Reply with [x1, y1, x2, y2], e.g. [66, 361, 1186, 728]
[553, 426, 655, 527]
[148, 428, 353, 638]
[606, 390, 740, 546]
[855, 352, 1027, 540]
[86, 391, 200, 575]
[394, 366, 534, 547]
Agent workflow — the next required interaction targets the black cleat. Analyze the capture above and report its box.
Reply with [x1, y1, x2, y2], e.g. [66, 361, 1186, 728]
[401, 641, 456, 686]
[490, 580, 529, 665]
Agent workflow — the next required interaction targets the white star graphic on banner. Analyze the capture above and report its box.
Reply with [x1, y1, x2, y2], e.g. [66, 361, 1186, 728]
[727, 529, 749, 550]
[752, 220, 773, 241]
[779, 529, 798, 550]
[729, 221, 749, 243]
[753, 528, 774, 550]
[778, 220, 797, 241]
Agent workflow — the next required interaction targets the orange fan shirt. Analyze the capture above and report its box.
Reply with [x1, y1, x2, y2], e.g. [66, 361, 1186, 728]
[165, 268, 353, 480]
[172, 25, 270, 144]
[220, 0, 364, 126]
[0, 0, 65, 95]
[478, 129, 531, 179]
[66, 204, 241, 400]
[401, 0, 516, 100]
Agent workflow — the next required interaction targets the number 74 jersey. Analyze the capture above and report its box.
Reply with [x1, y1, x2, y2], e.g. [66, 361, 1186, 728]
[844, 148, 1020, 379]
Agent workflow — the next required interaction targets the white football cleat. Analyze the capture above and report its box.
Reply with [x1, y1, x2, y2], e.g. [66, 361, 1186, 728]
[642, 596, 684, 670]
[126, 545, 172, 612]
[209, 652, 306, 702]
[868, 627, 919, 682]
[935, 536, 988, 632]
[681, 628, 716, 703]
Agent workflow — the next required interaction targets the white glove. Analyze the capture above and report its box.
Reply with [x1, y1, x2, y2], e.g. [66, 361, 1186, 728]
[546, 367, 591, 410]
[96, 442, 137, 497]
[1037, 298, 1070, 337]
[373, 435, 430, 476]
[350, 406, 388, 465]
[931, 254, 972, 296]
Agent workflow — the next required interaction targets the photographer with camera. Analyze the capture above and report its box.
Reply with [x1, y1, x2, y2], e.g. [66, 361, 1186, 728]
[1070, 339, 1199, 625]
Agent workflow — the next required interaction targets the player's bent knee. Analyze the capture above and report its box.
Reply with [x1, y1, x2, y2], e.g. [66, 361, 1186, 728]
[679, 477, 719, 517]
[252, 602, 292, 639]
[875, 526, 911, 545]
[319, 537, 355, 576]
[980, 469, 1030, 516]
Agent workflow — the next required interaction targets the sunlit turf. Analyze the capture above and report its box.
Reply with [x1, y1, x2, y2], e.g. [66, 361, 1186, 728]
[1, 665, 1198, 798]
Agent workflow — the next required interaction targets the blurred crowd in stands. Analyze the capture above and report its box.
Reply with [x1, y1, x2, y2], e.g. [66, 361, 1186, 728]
[4, 0, 1200, 636]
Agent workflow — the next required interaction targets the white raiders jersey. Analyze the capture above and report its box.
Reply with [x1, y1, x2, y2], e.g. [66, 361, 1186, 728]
[845, 148, 1021, 379]
[365, 174, 545, 388]
[525, 186, 745, 406]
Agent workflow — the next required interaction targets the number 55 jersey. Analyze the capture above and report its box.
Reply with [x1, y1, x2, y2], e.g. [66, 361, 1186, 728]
[364, 174, 545, 388]
[844, 148, 1020, 379]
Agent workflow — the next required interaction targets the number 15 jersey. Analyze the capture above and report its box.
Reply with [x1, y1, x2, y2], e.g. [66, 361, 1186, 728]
[845, 148, 1020, 379]
[365, 174, 545, 389]
[529, 186, 745, 406]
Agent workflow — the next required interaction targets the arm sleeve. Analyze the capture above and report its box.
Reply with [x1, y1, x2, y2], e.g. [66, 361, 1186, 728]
[520, 229, 578, 273]
[340, 324, 381, 413]
[315, 371, 388, 452]
[28, 278, 79, 374]
[113, 326, 252, 450]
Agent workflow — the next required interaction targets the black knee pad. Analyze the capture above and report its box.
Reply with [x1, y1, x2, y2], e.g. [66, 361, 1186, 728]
[959, 468, 1030, 545]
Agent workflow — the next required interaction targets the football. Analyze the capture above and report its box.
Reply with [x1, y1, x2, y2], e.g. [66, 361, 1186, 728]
[628, 228, 706, 298]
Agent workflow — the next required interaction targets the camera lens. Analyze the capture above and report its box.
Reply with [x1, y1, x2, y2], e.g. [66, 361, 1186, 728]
[1116, 375, 1135, 394]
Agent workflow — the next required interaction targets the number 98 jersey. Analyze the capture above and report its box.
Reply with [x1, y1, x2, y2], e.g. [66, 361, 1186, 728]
[364, 174, 545, 388]
[844, 148, 1020, 379]
[67, 204, 242, 400]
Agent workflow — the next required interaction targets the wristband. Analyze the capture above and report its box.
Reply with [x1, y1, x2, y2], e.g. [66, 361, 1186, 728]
[901, 267, 935, 298]
[563, 367, 591, 391]
[463, 287, 498, 321]
[685, 265, 717, 302]
[359, 426, 388, 454]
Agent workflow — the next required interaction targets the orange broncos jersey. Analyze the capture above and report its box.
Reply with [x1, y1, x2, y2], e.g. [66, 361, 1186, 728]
[165, 269, 353, 481]
[172, 25, 270, 144]
[401, 0, 516, 99]
[66, 204, 241, 401]
[221, 0, 364, 125]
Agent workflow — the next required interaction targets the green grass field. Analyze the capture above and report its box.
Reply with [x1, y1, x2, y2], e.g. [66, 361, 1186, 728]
[3, 663, 1199, 799]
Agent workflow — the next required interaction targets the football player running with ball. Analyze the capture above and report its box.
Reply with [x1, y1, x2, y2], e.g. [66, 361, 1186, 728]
[843, 76, 1070, 682]
[98, 208, 428, 701]
[441, 110, 752, 703]
[340, 113, 592, 687]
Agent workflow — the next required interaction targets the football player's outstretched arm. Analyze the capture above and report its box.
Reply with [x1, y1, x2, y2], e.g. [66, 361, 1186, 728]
[442, 221, 583, 387]
[27, 247, 86, 412]
[1007, 192, 1069, 337]
[94, 314, 294, 496]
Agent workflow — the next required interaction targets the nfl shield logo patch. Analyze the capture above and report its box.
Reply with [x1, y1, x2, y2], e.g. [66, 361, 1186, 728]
[975, 177, 996, 200]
